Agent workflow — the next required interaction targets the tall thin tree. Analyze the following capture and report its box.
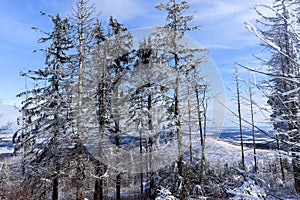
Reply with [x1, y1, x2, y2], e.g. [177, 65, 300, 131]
[248, 74, 258, 172]
[72, 0, 97, 198]
[235, 67, 245, 169]
[246, 0, 300, 189]
[14, 14, 74, 200]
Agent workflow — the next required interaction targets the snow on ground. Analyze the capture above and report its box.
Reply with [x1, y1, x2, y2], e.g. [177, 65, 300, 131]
[205, 137, 277, 169]
[0, 130, 295, 199]
[0, 147, 13, 154]
[0, 132, 14, 154]
[178, 129, 278, 171]
[0, 104, 19, 154]
[0, 128, 279, 165]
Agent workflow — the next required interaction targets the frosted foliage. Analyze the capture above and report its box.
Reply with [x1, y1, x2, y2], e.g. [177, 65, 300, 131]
[246, 0, 300, 135]
[245, 0, 300, 194]
[228, 179, 267, 200]
[156, 187, 178, 200]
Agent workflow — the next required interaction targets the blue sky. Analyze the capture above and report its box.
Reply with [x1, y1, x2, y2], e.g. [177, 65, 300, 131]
[0, 0, 273, 127]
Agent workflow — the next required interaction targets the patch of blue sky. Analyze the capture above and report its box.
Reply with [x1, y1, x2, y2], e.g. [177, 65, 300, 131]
[0, 0, 273, 127]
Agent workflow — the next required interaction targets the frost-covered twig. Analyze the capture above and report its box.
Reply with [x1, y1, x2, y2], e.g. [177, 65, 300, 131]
[156, 187, 178, 200]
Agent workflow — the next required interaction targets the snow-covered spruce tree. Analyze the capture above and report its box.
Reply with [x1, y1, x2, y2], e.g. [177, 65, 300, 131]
[126, 39, 157, 197]
[154, 0, 206, 198]
[83, 16, 133, 200]
[126, 37, 175, 199]
[106, 16, 133, 200]
[71, 0, 97, 198]
[84, 18, 107, 200]
[246, 0, 300, 191]
[13, 14, 74, 200]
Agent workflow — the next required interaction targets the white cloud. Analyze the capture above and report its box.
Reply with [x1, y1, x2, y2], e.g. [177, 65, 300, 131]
[93, 0, 148, 22]
[189, 0, 273, 50]
[0, 0, 277, 129]
[193, 1, 247, 20]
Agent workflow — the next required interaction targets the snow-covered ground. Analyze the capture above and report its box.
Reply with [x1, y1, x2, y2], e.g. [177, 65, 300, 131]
[205, 137, 277, 168]
[0, 132, 14, 154]
[0, 125, 276, 156]
[219, 128, 274, 144]
[0, 129, 296, 200]
[0, 103, 19, 154]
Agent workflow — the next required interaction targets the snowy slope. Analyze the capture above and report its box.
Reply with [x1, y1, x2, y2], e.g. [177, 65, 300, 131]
[0, 104, 19, 154]
[0, 104, 19, 128]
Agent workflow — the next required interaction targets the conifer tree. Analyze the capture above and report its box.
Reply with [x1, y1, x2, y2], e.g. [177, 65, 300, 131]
[154, 0, 206, 198]
[246, 0, 300, 191]
[13, 14, 74, 200]
[71, 0, 97, 198]
[84, 16, 133, 200]
[128, 37, 174, 198]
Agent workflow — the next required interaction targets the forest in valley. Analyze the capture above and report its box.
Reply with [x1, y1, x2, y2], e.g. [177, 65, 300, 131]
[1, 0, 300, 199]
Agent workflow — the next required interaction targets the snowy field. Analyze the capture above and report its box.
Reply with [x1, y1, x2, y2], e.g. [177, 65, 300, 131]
[0, 103, 277, 155]
[0, 127, 297, 200]
[0, 132, 14, 154]
[0, 127, 276, 155]
[0, 104, 19, 154]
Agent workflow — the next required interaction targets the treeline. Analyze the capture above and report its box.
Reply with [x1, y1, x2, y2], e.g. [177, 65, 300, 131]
[11, 0, 209, 199]
[2, 0, 300, 199]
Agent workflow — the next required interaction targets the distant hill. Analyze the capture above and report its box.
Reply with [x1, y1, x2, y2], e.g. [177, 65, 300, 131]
[0, 104, 20, 132]
[0, 104, 19, 154]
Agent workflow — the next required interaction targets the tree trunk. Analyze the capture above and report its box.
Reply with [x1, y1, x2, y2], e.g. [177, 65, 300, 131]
[276, 135, 285, 180]
[294, 124, 300, 192]
[94, 163, 104, 200]
[293, 154, 300, 192]
[94, 72, 107, 200]
[115, 136, 121, 200]
[174, 56, 182, 177]
[195, 87, 203, 148]
[75, 56, 84, 200]
[174, 54, 184, 199]
[76, 156, 83, 200]
[139, 129, 143, 195]
[235, 67, 245, 169]
[187, 85, 193, 163]
[115, 134, 121, 200]
[195, 84, 204, 183]
[116, 174, 121, 200]
[52, 175, 58, 200]
[201, 90, 208, 184]
[52, 144, 59, 199]
[248, 77, 257, 172]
